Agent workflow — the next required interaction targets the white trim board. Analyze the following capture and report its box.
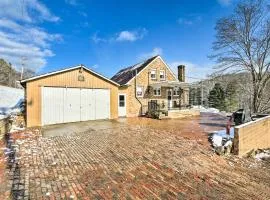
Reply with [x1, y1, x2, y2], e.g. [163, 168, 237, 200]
[21, 65, 120, 86]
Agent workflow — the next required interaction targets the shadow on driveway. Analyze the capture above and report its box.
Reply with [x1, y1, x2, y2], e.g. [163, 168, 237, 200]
[42, 119, 128, 137]
[42, 113, 228, 143]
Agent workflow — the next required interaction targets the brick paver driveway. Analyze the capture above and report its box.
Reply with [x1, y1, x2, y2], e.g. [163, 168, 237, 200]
[5, 114, 270, 199]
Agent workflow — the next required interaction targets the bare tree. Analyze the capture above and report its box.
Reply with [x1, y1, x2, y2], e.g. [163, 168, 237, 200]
[212, 0, 270, 113]
[0, 58, 35, 88]
[0, 59, 15, 87]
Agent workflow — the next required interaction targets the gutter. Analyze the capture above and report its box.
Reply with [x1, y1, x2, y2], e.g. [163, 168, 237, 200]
[134, 69, 143, 115]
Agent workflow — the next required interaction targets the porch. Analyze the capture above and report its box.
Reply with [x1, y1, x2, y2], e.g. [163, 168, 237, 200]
[141, 81, 198, 118]
[145, 100, 199, 119]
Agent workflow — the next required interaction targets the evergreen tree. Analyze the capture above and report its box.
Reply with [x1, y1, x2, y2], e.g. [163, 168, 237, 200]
[225, 81, 238, 112]
[208, 83, 226, 110]
[195, 88, 202, 105]
[189, 87, 202, 106]
[189, 88, 196, 105]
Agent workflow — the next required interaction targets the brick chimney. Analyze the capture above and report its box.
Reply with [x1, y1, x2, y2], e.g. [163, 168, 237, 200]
[178, 65, 185, 82]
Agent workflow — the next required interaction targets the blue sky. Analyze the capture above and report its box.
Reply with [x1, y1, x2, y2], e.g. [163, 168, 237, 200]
[0, 0, 236, 82]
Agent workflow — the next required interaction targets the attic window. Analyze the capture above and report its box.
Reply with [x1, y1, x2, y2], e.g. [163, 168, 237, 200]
[150, 69, 157, 80]
[160, 70, 165, 80]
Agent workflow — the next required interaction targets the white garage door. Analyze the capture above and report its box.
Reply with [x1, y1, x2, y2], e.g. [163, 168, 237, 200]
[42, 87, 110, 125]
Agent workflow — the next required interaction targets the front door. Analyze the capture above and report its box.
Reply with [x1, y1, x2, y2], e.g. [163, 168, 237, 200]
[167, 90, 172, 109]
[118, 94, 126, 117]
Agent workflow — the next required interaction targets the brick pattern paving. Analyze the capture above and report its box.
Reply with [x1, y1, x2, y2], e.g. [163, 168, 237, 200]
[5, 126, 270, 199]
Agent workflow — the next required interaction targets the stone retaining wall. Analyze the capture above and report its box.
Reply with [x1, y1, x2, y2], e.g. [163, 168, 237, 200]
[168, 109, 200, 118]
[233, 116, 270, 156]
[0, 116, 9, 139]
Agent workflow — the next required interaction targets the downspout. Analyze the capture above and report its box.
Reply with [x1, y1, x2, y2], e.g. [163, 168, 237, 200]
[20, 82, 27, 127]
[134, 69, 143, 115]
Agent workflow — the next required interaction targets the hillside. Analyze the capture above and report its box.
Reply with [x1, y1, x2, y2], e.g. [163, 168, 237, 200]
[190, 73, 270, 114]
[0, 85, 24, 119]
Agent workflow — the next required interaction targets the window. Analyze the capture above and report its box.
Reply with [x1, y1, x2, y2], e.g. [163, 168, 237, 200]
[173, 88, 180, 96]
[119, 95, 125, 107]
[136, 86, 144, 97]
[149, 100, 158, 111]
[153, 87, 161, 96]
[160, 70, 165, 80]
[150, 69, 157, 80]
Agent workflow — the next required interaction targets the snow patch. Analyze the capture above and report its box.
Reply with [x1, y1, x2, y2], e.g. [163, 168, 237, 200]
[224, 140, 233, 147]
[0, 114, 7, 120]
[212, 127, 234, 139]
[193, 105, 220, 113]
[254, 149, 270, 160]
[10, 124, 25, 133]
[212, 134, 223, 147]
[0, 85, 24, 116]
[210, 128, 234, 155]
[255, 152, 270, 160]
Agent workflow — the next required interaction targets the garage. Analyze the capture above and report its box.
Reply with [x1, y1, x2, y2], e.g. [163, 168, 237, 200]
[21, 65, 119, 127]
[41, 87, 110, 125]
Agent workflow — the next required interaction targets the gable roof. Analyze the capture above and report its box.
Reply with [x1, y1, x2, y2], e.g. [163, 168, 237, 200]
[20, 64, 120, 86]
[111, 55, 178, 85]
[111, 56, 159, 85]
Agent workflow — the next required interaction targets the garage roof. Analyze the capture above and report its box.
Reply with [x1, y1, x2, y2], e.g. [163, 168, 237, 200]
[20, 64, 120, 86]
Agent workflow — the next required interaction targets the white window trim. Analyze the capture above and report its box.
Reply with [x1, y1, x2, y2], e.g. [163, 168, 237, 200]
[118, 94, 126, 107]
[153, 87, 161, 96]
[136, 86, 144, 97]
[160, 70, 166, 81]
[150, 69, 157, 80]
[173, 88, 180, 96]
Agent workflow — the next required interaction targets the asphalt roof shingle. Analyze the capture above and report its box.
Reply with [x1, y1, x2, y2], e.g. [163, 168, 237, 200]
[111, 55, 158, 85]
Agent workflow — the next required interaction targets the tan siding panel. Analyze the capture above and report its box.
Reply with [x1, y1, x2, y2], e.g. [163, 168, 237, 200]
[234, 116, 270, 156]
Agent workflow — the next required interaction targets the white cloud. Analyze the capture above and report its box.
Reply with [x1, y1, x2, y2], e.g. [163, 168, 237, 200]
[178, 15, 202, 26]
[91, 32, 107, 43]
[92, 28, 147, 43]
[0, 0, 60, 23]
[217, 0, 232, 6]
[91, 64, 99, 69]
[139, 48, 163, 59]
[116, 31, 137, 42]
[169, 61, 214, 83]
[0, 1, 62, 71]
[78, 11, 88, 17]
[65, 0, 78, 6]
[116, 29, 147, 42]
[0, 20, 61, 70]
[80, 21, 90, 28]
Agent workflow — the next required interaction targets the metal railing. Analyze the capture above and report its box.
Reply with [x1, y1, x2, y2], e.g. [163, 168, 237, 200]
[148, 101, 160, 111]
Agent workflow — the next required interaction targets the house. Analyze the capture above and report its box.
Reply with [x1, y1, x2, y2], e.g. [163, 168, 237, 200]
[111, 55, 190, 117]
[21, 55, 197, 127]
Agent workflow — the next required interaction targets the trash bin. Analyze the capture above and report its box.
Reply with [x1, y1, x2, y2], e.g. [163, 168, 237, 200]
[234, 109, 245, 125]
